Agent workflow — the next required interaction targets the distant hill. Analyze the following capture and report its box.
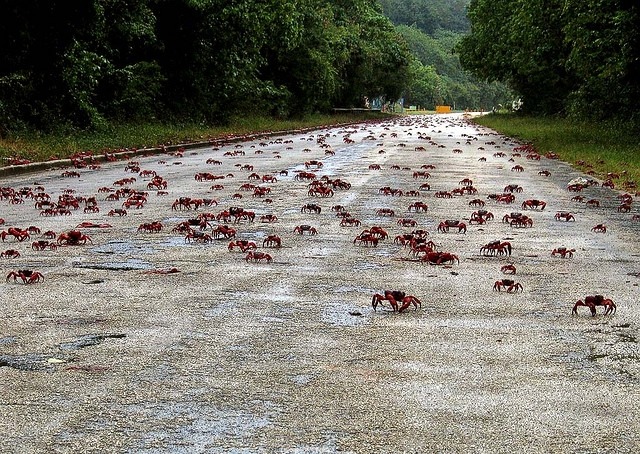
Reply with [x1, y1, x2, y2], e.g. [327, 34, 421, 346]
[378, 0, 510, 110]
[378, 0, 470, 35]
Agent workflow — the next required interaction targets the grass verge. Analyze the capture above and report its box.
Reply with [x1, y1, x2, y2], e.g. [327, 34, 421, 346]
[0, 112, 388, 166]
[472, 113, 640, 190]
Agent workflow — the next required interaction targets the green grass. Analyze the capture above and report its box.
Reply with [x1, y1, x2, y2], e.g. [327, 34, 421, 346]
[473, 113, 640, 189]
[0, 112, 388, 165]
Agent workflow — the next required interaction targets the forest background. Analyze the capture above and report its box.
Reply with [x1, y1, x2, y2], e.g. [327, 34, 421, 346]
[0, 0, 503, 136]
[0, 0, 637, 163]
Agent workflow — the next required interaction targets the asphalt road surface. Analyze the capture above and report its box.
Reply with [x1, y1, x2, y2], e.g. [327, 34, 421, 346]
[1, 113, 639, 453]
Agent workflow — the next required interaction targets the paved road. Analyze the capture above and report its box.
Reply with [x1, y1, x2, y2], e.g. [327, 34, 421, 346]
[1, 113, 639, 453]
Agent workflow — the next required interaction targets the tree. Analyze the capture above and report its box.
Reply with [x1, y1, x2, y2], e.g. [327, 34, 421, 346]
[563, 1, 640, 121]
[0, 0, 418, 133]
[330, 0, 412, 107]
[95, 0, 163, 122]
[257, 0, 337, 116]
[398, 25, 511, 110]
[403, 60, 441, 108]
[458, 0, 574, 115]
[458, 0, 639, 121]
[378, 0, 470, 35]
[0, 1, 103, 131]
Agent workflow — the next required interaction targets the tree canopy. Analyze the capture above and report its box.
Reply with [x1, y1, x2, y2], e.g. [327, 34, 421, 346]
[378, 0, 470, 34]
[457, 0, 640, 121]
[0, 0, 412, 134]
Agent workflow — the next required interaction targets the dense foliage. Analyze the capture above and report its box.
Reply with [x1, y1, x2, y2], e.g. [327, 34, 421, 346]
[379, 0, 512, 111]
[397, 26, 511, 110]
[0, 0, 411, 134]
[458, 0, 640, 122]
[378, 0, 470, 34]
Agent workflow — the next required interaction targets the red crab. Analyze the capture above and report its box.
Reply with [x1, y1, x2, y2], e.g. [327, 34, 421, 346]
[212, 225, 237, 239]
[301, 203, 322, 214]
[228, 240, 257, 252]
[245, 251, 273, 263]
[6, 269, 44, 284]
[510, 215, 533, 228]
[502, 212, 522, 223]
[137, 222, 163, 233]
[262, 235, 282, 248]
[554, 212, 575, 222]
[376, 208, 395, 216]
[1, 227, 30, 242]
[260, 214, 278, 223]
[495, 193, 516, 204]
[340, 217, 361, 227]
[308, 187, 333, 198]
[420, 251, 459, 265]
[521, 199, 546, 210]
[470, 210, 494, 224]
[480, 241, 512, 256]
[397, 218, 418, 227]
[185, 231, 213, 243]
[293, 225, 317, 235]
[407, 202, 428, 212]
[437, 220, 466, 234]
[353, 233, 379, 247]
[305, 160, 323, 169]
[501, 264, 516, 274]
[57, 230, 92, 245]
[372, 290, 422, 313]
[417, 249, 449, 263]
[75, 222, 112, 229]
[551, 247, 575, 258]
[367, 226, 389, 239]
[493, 279, 523, 293]
[504, 184, 523, 193]
[32, 240, 57, 251]
[1, 249, 21, 258]
[591, 224, 607, 233]
[572, 295, 616, 316]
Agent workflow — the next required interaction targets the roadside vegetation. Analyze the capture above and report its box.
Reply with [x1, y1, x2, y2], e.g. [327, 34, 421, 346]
[2, 0, 637, 179]
[461, 2, 639, 191]
[0, 112, 387, 164]
[458, 1, 639, 124]
[0, 1, 484, 166]
[473, 114, 640, 189]
[0, 1, 412, 137]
